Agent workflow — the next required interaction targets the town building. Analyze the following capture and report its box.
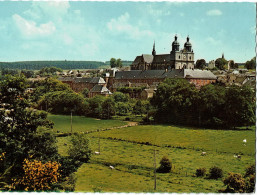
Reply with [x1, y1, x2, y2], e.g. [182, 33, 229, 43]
[131, 35, 194, 70]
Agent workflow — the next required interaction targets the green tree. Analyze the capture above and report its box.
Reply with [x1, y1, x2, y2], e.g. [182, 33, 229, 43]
[37, 90, 86, 115]
[68, 133, 91, 163]
[151, 79, 199, 125]
[245, 57, 256, 69]
[157, 156, 172, 173]
[0, 75, 58, 187]
[116, 58, 122, 68]
[223, 173, 246, 193]
[110, 58, 116, 68]
[215, 58, 228, 70]
[101, 98, 116, 119]
[87, 95, 105, 118]
[195, 59, 206, 69]
[112, 92, 129, 102]
[31, 77, 71, 102]
[81, 88, 89, 98]
[133, 100, 145, 116]
[198, 84, 226, 127]
[224, 85, 255, 128]
[229, 60, 238, 69]
[116, 102, 130, 116]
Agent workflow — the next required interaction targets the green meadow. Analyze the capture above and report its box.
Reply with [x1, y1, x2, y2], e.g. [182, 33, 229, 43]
[48, 114, 127, 133]
[52, 115, 255, 192]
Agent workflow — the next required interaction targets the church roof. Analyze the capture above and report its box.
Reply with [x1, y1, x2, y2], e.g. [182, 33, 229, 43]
[142, 54, 154, 63]
[152, 54, 170, 63]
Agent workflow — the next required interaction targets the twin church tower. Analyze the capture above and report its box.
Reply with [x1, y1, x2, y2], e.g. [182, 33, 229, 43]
[131, 35, 195, 70]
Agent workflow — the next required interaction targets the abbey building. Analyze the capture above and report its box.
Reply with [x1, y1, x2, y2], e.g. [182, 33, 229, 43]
[131, 35, 194, 70]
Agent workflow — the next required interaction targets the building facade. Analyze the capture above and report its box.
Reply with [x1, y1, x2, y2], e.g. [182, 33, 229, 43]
[131, 35, 194, 71]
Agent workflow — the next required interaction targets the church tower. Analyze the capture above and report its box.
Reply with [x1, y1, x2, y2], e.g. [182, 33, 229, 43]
[152, 41, 156, 56]
[171, 35, 180, 52]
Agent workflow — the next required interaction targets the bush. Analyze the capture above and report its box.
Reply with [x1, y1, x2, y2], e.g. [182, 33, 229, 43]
[196, 168, 206, 177]
[223, 172, 246, 193]
[68, 133, 91, 163]
[245, 174, 255, 193]
[157, 156, 172, 173]
[209, 166, 223, 179]
[244, 164, 255, 178]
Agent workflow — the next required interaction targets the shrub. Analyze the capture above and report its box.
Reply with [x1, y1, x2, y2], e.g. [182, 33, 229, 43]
[157, 156, 172, 173]
[244, 164, 255, 178]
[196, 168, 206, 177]
[223, 172, 246, 193]
[245, 174, 255, 193]
[209, 166, 223, 179]
[68, 133, 91, 163]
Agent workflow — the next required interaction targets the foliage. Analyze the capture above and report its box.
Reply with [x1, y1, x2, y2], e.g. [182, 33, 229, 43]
[223, 172, 246, 193]
[195, 168, 206, 177]
[215, 58, 228, 70]
[157, 156, 172, 173]
[38, 66, 62, 76]
[245, 57, 256, 69]
[151, 79, 255, 128]
[116, 102, 130, 116]
[209, 166, 223, 179]
[151, 79, 198, 125]
[229, 60, 238, 69]
[68, 133, 92, 163]
[87, 95, 105, 118]
[101, 98, 116, 119]
[110, 58, 123, 68]
[244, 164, 255, 178]
[133, 100, 145, 116]
[1, 68, 19, 76]
[224, 85, 255, 128]
[112, 92, 129, 102]
[81, 88, 89, 98]
[0, 75, 59, 188]
[37, 90, 87, 115]
[0, 60, 106, 70]
[30, 77, 72, 102]
[195, 59, 206, 69]
[11, 159, 61, 191]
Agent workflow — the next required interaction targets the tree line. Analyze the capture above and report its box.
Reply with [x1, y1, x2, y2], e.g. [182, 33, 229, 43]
[151, 79, 255, 129]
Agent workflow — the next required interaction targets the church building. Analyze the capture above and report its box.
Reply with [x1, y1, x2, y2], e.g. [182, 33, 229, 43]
[131, 35, 194, 70]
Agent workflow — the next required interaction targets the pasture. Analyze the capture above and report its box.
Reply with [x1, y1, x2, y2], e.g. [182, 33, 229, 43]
[53, 116, 255, 192]
[48, 114, 127, 134]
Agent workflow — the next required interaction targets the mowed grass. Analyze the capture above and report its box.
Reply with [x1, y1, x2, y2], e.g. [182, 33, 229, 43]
[56, 124, 255, 193]
[48, 114, 127, 133]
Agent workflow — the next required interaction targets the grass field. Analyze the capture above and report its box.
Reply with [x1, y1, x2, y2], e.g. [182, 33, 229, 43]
[48, 114, 127, 134]
[53, 115, 255, 192]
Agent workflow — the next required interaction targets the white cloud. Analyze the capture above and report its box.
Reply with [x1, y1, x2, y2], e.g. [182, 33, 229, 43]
[206, 9, 222, 16]
[250, 26, 255, 34]
[107, 12, 154, 39]
[12, 14, 56, 38]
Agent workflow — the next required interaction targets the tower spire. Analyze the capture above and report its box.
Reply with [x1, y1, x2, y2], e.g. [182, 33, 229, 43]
[152, 40, 156, 56]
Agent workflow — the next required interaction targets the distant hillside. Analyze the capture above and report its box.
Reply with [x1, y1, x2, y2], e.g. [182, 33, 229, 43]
[104, 60, 133, 67]
[0, 60, 133, 70]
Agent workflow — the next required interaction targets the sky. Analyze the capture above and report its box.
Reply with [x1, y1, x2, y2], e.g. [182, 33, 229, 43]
[0, 1, 255, 63]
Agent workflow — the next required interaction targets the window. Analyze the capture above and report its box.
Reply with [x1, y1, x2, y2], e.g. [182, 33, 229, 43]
[179, 55, 180, 59]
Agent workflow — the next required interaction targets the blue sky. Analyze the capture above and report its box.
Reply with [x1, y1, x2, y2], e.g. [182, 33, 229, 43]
[0, 1, 255, 63]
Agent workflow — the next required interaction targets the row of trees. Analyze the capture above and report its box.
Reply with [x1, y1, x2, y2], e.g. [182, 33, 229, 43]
[151, 79, 255, 128]
[196, 56, 255, 70]
[0, 61, 105, 70]
[110, 58, 123, 68]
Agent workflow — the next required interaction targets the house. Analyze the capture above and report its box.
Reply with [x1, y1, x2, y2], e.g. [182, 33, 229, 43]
[141, 88, 155, 100]
[89, 85, 112, 98]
